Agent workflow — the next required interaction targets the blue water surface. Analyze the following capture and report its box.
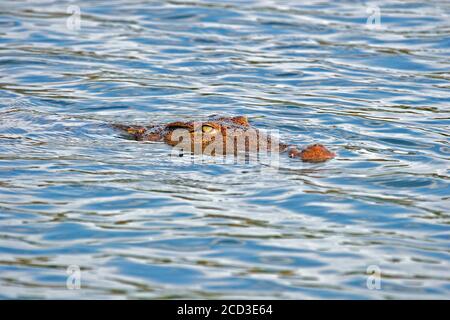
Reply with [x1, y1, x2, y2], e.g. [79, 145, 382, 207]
[0, 0, 449, 299]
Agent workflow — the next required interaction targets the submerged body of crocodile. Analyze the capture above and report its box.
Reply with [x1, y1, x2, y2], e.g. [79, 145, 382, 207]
[113, 115, 335, 162]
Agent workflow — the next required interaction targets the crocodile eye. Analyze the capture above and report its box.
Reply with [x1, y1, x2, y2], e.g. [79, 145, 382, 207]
[202, 125, 216, 133]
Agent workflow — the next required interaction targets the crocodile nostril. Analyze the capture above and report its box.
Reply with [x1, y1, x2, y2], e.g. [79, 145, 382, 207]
[299, 144, 335, 162]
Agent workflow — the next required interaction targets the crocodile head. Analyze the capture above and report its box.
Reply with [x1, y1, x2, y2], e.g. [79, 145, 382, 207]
[114, 115, 335, 162]
[162, 115, 256, 151]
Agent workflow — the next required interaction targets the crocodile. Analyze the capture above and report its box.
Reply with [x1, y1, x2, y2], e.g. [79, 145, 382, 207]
[113, 115, 335, 162]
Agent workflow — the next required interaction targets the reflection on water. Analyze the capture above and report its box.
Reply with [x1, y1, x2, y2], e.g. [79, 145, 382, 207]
[0, 0, 449, 299]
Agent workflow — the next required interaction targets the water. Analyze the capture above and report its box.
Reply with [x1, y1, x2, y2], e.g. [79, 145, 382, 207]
[0, 0, 449, 299]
